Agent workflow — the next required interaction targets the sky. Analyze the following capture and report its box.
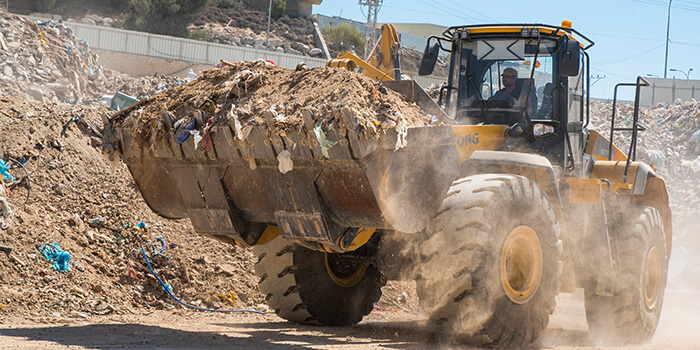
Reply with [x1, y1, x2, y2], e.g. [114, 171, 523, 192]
[314, 0, 700, 100]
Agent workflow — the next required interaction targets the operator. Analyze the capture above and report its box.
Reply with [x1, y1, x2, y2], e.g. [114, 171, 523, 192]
[491, 68, 520, 101]
[490, 67, 537, 115]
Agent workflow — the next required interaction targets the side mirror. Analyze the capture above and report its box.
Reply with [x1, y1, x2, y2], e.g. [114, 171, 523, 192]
[419, 41, 440, 76]
[558, 40, 580, 77]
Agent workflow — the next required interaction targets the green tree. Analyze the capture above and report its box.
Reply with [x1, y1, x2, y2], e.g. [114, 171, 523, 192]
[322, 23, 365, 48]
[119, 0, 208, 37]
[271, 0, 285, 18]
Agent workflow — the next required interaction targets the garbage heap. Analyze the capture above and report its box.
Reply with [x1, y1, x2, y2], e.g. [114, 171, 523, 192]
[109, 60, 432, 157]
[0, 97, 268, 320]
[0, 9, 185, 105]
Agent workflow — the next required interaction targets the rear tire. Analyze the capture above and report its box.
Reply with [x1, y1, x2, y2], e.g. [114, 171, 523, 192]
[417, 174, 562, 348]
[584, 206, 668, 344]
[254, 236, 385, 326]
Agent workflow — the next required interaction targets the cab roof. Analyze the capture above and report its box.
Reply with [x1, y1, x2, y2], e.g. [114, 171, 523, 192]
[443, 24, 594, 50]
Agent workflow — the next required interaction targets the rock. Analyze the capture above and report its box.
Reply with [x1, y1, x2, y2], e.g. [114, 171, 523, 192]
[91, 283, 103, 293]
[26, 86, 44, 101]
[307, 48, 323, 57]
[295, 62, 309, 71]
[286, 47, 303, 56]
[3, 66, 12, 77]
[270, 39, 282, 48]
[291, 41, 309, 52]
[241, 36, 255, 45]
[70, 310, 90, 319]
[275, 47, 285, 53]
[81, 18, 97, 26]
[218, 264, 237, 276]
[46, 83, 70, 93]
[254, 38, 265, 46]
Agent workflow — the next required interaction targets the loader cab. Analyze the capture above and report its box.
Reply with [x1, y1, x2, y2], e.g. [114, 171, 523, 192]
[420, 23, 594, 170]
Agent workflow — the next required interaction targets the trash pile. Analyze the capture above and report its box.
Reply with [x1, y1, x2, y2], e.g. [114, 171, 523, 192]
[0, 9, 187, 107]
[191, 6, 322, 57]
[109, 60, 432, 154]
[0, 97, 268, 322]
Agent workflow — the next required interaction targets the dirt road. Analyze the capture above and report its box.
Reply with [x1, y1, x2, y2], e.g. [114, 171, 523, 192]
[1, 288, 698, 349]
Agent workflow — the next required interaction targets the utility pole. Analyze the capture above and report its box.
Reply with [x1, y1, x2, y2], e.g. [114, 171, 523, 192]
[266, 0, 272, 51]
[359, 0, 382, 60]
[663, 0, 672, 79]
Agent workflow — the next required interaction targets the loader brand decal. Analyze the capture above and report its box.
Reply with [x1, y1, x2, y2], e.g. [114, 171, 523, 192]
[457, 133, 480, 147]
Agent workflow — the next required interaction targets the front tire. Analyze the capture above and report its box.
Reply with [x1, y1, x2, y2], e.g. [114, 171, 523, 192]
[584, 206, 668, 344]
[254, 236, 385, 326]
[417, 174, 562, 348]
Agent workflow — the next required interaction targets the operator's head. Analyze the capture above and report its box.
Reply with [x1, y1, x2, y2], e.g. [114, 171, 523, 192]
[502, 68, 518, 89]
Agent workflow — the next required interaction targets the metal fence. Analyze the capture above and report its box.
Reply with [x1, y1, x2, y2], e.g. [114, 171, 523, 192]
[28, 16, 447, 88]
[640, 78, 700, 106]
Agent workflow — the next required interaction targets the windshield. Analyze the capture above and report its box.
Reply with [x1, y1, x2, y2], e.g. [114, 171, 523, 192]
[454, 38, 557, 124]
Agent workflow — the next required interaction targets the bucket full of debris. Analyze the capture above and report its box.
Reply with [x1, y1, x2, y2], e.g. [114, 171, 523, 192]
[102, 60, 460, 250]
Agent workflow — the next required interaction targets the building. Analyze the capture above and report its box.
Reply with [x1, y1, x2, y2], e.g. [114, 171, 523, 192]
[245, 0, 322, 17]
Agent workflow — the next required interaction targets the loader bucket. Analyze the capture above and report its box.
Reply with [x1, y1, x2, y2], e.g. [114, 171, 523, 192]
[108, 108, 460, 248]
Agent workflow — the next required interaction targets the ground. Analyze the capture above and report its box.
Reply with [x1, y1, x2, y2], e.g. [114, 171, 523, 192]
[1, 289, 699, 349]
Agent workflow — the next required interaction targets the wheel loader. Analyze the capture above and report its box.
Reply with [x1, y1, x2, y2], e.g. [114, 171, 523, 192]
[104, 22, 671, 348]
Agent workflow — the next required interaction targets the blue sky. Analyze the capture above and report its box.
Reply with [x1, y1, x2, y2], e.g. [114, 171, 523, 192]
[314, 0, 700, 100]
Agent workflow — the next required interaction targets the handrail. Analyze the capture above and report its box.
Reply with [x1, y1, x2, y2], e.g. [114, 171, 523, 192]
[608, 77, 649, 183]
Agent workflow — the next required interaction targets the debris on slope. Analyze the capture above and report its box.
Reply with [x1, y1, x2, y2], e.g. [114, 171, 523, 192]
[0, 9, 188, 106]
[191, 6, 321, 57]
[0, 97, 266, 321]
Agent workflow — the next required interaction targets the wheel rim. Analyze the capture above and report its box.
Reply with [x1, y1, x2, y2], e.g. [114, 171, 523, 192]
[324, 253, 367, 287]
[644, 246, 661, 311]
[500, 225, 543, 304]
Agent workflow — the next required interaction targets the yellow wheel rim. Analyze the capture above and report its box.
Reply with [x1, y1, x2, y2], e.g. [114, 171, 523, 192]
[644, 246, 661, 311]
[324, 253, 367, 287]
[499, 226, 543, 304]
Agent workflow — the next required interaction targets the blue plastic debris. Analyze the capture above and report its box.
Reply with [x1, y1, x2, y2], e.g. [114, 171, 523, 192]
[174, 120, 196, 144]
[0, 159, 15, 181]
[38, 243, 71, 271]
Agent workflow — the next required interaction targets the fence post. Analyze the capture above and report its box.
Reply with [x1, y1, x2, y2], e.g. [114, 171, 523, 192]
[672, 81, 676, 101]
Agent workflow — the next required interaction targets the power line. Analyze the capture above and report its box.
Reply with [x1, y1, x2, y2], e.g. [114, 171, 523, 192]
[595, 43, 666, 65]
[625, 0, 700, 12]
[419, 0, 484, 23]
[439, 0, 500, 22]
[586, 31, 664, 42]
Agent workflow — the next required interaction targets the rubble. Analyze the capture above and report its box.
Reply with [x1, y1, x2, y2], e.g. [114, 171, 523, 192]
[0, 9, 187, 106]
[191, 6, 321, 57]
[109, 60, 432, 151]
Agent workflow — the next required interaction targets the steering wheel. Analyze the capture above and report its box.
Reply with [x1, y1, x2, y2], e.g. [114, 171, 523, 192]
[488, 90, 516, 107]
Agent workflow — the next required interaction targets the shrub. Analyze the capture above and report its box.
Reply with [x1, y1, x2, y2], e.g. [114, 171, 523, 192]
[271, 0, 285, 18]
[212, 0, 246, 10]
[322, 23, 365, 48]
[188, 29, 210, 41]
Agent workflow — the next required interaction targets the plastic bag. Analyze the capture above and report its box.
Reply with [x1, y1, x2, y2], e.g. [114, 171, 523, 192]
[0, 159, 15, 181]
[277, 150, 293, 174]
[313, 120, 337, 158]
